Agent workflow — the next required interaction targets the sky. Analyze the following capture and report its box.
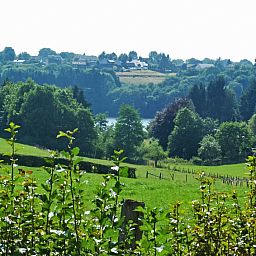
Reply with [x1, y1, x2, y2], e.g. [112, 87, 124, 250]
[0, 0, 255, 61]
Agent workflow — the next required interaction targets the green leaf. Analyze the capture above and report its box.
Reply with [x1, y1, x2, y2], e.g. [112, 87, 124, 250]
[134, 206, 146, 213]
[4, 128, 11, 133]
[41, 183, 51, 192]
[60, 150, 69, 159]
[119, 166, 129, 178]
[71, 147, 80, 157]
[56, 131, 67, 139]
[39, 194, 48, 203]
[73, 157, 83, 166]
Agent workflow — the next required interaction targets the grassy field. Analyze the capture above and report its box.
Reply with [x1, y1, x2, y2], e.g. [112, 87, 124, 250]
[0, 139, 250, 211]
[164, 162, 247, 178]
[116, 70, 176, 85]
[0, 138, 50, 157]
[2, 163, 247, 214]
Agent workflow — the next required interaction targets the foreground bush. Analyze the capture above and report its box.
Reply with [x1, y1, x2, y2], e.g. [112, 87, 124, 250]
[0, 122, 256, 255]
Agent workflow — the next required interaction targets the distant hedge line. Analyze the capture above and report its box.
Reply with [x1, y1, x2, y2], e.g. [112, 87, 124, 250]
[0, 153, 136, 178]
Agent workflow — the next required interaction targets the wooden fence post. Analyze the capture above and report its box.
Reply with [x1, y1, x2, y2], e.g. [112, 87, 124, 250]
[119, 199, 145, 250]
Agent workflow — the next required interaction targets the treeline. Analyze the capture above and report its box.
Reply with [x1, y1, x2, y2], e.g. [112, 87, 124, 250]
[0, 67, 120, 115]
[0, 46, 255, 118]
[149, 92, 256, 164]
[0, 80, 148, 161]
[0, 80, 96, 155]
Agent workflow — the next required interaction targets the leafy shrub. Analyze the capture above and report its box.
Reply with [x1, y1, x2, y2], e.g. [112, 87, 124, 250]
[191, 156, 203, 165]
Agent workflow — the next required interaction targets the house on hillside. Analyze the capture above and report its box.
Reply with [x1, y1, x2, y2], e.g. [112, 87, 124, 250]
[186, 63, 197, 69]
[72, 55, 98, 68]
[98, 59, 122, 70]
[139, 57, 150, 63]
[46, 55, 63, 65]
[25, 56, 43, 64]
[195, 63, 215, 70]
[125, 59, 148, 70]
[173, 61, 187, 71]
[83, 55, 98, 67]
[13, 59, 26, 65]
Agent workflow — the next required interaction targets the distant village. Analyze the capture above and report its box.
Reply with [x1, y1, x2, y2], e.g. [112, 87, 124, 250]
[2, 46, 253, 74]
[11, 53, 230, 73]
[12, 54, 151, 71]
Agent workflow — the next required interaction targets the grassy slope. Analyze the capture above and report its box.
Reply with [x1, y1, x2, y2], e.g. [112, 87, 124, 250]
[0, 139, 249, 210]
[116, 70, 176, 85]
[0, 138, 50, 157]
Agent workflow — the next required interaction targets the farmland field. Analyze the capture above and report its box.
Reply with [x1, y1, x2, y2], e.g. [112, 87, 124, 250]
[0, 139, 249, 212]
[116, 70, 176, 85]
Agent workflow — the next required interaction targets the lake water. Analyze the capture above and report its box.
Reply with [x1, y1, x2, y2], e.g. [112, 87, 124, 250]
[107, 117, 153, 127]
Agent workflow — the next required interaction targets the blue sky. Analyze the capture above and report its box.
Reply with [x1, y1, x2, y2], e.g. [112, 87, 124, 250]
[0, 0, 255, 61]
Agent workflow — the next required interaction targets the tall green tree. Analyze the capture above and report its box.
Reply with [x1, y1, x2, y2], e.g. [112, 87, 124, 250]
[189, 83, 207, 117]
[118, 53, 128, 64]
[17, 52, 31, 60]
[93, 114, 115, 159]
[148, 51, 158, 64]
[128, 51, 138, 61]
[198, 135, 222, 163]
[72, 85, 90, 108]
[168, 107, 204, 159]
[248, 113, 256, 135]
[240, 79, 256, 120]
[206, 76, 238, 121]
[158, 53, 171, 72]
[114, 105, 144, 159]
[216, 121, 251, 162]
[38, 48, 57, 57]
[149, 98, 194, 150]
[1, 47, 16, 62]
[138, 139, 167, 167]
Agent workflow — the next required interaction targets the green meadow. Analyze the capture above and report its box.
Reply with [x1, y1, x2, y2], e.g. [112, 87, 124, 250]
[0, 138, 249, 212]
[0, 138, 50, 157]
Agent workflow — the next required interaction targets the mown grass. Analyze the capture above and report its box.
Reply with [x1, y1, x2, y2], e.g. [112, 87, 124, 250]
[116, 70, 176, 85]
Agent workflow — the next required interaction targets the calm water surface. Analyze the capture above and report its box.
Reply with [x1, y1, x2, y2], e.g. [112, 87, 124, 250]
[106, 118, 152, 127]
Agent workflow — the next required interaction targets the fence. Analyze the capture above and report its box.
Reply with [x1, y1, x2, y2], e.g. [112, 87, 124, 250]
[169, 166, 249, 187]
[145, 165, 249, 187]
